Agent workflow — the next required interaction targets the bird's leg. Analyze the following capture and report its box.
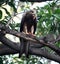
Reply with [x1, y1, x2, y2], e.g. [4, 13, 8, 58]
[23, 24, 28, 34]
[31, 26, 34, 34]
[29, 26, 35, 36]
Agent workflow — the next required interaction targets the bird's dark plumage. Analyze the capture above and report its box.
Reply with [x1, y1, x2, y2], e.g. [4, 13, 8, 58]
[20, 10, 37, 34]
[19, 10, 37, 58]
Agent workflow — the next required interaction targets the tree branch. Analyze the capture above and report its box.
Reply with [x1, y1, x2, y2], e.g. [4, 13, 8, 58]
[1, 27, 60, 56]
[0, 44, 18, 56]
[0, 35, 19, 51]
[0, 25, 60, 63]
[29, 47, 60, 63]
[0, 34, 43, 53]
[0, 44, 60, 63]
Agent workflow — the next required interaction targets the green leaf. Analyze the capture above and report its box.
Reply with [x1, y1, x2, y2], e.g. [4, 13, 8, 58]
[53, 14, 60, 20]
[0, 0, 5, 5]
[15, 23, 20, 27]
[8, 2, 17, 13]
[0, 10, 2, 19]
[2, 7, 11, 17]
[54, 9, 60, 14]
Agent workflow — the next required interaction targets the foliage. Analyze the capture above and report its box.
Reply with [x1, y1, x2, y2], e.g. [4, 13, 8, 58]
[36, 0, 60, 51]
[37, 0, 60, 36]
[0, 0, 60, 64]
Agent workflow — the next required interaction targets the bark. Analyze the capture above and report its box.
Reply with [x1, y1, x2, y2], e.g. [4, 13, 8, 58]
[0, 26, 60, 63]
[2, 27, 60, 55]
[29, 47, 60, 63]
[0, 44, 60, 63]
[0, 44, 18, 56]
